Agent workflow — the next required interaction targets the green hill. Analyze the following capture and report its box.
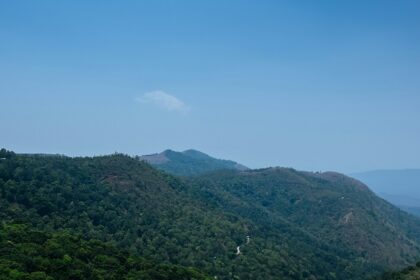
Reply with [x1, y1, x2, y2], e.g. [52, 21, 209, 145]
[139, 149, 248, 176]
[2, 148, 420, 279]
[188, 168, 420, 274]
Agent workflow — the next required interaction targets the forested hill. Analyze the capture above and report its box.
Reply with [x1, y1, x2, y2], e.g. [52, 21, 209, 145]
[139, 149, 248, 176]
[2, 148, 420, 279]
[188, 168, 420, 276]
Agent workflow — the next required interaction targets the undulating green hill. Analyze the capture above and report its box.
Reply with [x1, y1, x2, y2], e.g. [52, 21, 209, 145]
[139, 149, 248, 176]
[0, 149, 351, 279]
[2, 148, 420, 279]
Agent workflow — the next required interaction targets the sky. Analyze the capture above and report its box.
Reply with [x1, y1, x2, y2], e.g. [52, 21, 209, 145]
[1, 0, 420, 173]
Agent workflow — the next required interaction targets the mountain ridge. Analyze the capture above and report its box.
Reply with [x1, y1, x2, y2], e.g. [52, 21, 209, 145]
[2, 148, 420, 279]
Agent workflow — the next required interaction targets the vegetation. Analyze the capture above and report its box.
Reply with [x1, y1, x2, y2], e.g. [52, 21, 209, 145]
[2, 148, 420, 279]
[188, 168, 420, 271]
[0, 223, 210, 280]
[374, 262, 420, 280]
[139, 149, 248, 176]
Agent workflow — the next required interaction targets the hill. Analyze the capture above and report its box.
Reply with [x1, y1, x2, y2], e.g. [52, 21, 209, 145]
[2, 148, 420, 279]
[0, 149, 355, 279]
[0, 150, 256, 279]
[351, 169, 420, 216]
[139, 149, 248, 176]
[188, 168, 420, 274]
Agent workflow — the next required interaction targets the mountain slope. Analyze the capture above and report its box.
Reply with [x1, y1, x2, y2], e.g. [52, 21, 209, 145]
[0, 151, 254, 279]
[139, 149, 248, 176]
[0, 223, 210, 280]
[2, 149, 420, 279]
[188, 168, 420, 273]
[0, 150, 355, 279]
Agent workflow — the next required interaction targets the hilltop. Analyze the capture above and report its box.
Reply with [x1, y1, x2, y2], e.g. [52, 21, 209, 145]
[139, 149, 248, 176]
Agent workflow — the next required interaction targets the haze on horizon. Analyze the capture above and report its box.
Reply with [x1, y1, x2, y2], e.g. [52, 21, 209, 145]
[1, 0, 419, 173]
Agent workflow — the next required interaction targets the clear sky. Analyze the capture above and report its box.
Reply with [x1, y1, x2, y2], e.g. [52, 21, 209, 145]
[1, 0, 419, 173]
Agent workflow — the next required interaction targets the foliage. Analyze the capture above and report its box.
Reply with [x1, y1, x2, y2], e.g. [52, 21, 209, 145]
[374, 262, 420, 280]
[2, 148, 420, 279]
[188, 169, 420, 276]
[0, 223, 210, 280]
[140, 149, 248, 176]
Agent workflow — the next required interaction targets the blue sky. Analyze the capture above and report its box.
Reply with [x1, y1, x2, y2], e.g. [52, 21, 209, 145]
[1, 0, 419, 172]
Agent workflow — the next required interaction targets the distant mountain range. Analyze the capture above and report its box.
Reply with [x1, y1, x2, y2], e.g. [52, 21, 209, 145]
[350, 169, 420, 217]
[139, 149, 249, 176]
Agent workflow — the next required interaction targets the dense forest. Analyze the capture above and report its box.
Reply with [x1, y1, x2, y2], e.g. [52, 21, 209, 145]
[1, 148, 420, 279]
[0, 223, 210, 280]
[188, 168, 420, 270]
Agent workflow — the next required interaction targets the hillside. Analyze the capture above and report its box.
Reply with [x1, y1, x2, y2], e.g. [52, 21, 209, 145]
[351, 170, 420, 216]
[0, 223, 210, 280]
[188, 168, 420, 273]
[0, 149, 356, 279]
[139, 149, 248, 176]
[2, 149, 420, 279]
[0, 150, 255, 279]
[375, 262, 420, 280]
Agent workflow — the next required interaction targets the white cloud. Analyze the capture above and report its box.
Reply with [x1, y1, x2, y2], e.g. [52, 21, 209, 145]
[135, 90, 189, 113]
